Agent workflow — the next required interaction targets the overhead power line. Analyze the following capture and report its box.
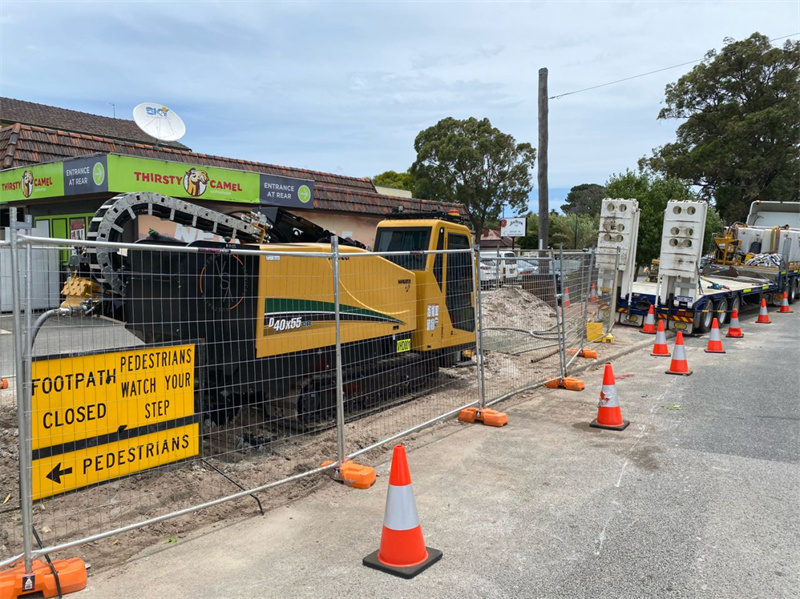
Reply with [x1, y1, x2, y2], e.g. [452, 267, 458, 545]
[550, 32, 800, 100]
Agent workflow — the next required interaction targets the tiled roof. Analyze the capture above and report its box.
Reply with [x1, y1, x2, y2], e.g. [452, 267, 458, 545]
[0, 123, 469, 219]
[0, 97, 190, 150]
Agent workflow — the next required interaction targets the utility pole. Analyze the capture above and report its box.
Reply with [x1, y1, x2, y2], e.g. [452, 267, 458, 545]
[537, 68, 549, 251]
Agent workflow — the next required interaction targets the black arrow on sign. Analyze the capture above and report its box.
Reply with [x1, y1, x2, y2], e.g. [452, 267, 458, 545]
[46, 463, 73, 484]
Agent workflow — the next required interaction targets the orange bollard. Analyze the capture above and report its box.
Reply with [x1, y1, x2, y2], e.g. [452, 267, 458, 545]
[726, 309, 744, 338]
[651, 319, 670, 357]
[756, 298, 771, 323]
[665, 331, 692, 376]
[641, 305, 656, 334]
[704, 318, 726, 354]
[778, 291, 792, 313]
[589, 283, 598, 303]
[363, 445, 442, 579]
[590, 363, 629, 431]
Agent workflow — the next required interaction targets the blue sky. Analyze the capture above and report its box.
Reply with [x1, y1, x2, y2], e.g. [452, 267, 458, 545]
[1, 1, 797, 215]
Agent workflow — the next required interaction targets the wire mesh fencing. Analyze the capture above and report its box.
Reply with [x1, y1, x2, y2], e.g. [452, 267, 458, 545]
[587, 248, 621, 343]
[479, 253, 564, 405]
[1, 229, 601, 569]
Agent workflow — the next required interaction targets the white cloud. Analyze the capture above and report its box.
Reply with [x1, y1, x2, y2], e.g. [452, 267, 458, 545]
[0, 0, 797, 191]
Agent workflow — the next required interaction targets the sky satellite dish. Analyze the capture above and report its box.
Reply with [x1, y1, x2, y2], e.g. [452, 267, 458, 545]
[132, 102, 186, 142]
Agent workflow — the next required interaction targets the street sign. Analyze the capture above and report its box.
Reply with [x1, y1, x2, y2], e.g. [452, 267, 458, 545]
[30, 344, 199, 499]
[501, 217, 527, 237]
[32, 423, 199, 500]
[31, 345, 196, 450]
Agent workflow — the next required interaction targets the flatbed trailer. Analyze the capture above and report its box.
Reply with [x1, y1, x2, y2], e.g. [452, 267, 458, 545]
[616, 267, 799, 334]
[597, 197, 800, 335]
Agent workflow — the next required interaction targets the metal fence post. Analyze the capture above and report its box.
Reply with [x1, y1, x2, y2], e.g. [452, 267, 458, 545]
[472, 248, 486, 409]
[552, 248, 567, 381]
[609, 247, 621, 335]
[331, 237, 346, 467]
[9, 207, 33, 573]
[582, 248, 596, 347]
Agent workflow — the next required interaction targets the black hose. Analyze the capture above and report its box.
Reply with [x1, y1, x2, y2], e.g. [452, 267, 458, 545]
[32, 526, 62, 599]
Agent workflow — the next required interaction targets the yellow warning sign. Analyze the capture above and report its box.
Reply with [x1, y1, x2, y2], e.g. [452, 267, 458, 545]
[31, 345, 195, 451]
[32, 423, 199, 500]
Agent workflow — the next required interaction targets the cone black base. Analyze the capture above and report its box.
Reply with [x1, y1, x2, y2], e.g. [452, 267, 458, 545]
[704, 349, 726, 354]
[726, 334, 744, 338]
[665, 370, 693, 376]
[363, 547, 443, 579]
[590, 419, 630, 431]
[650, 353, 670, 357]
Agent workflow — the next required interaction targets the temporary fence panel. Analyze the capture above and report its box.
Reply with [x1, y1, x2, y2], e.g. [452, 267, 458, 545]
[478, 253, 563, 406]
[343, 247, 481, 460]
[558, 249, 595, 372]
[1, 230, 586, 568]
[587, 249, 621, 342]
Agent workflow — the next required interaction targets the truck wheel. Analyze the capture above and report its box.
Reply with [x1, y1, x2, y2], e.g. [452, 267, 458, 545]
[730, 295, 741, 318]
[714, 297, 729, 326]
[788, 279, 798, 305]
[693, 305, 713, 334]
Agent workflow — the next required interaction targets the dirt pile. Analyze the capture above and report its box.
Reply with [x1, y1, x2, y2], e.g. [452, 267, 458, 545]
[481, 286, 557, 333]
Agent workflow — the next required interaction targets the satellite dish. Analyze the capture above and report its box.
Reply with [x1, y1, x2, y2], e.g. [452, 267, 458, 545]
[132, 102, 186, 142]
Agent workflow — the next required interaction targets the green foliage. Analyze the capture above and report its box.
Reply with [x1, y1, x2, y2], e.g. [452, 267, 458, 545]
[703, 206, 725, 255]
[372, 170, 415, 191]
[549, 213, 601, 249]
[645, 33, 800, 222]
[517, 212, 539, 249]
[604, 170, 695, 267]
[562, 183, 606, 216]
[411, 117, 536, 237]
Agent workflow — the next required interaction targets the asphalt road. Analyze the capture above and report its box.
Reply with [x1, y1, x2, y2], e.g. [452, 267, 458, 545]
[73, 306, 799, 599]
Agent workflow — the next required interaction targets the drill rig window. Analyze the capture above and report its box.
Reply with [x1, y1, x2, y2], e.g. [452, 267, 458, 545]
[374, 227, 431, 271]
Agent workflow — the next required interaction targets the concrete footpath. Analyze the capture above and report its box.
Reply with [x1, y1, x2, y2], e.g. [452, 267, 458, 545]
[81, 310, 800, 599]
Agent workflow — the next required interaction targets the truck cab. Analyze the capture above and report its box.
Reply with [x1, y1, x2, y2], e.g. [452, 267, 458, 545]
[374, 218, 476, 359]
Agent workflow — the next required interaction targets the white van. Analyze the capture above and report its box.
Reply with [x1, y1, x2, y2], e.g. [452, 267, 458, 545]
[479, 249, 518, 285]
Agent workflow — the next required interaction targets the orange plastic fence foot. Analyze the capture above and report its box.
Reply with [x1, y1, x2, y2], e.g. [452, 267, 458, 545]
[544, 377, 585, 391]
[0, 558, 87, 599]
[567, 348, 598, 359]
[321, 460, 376, 489]
[458, 407, 508, 427]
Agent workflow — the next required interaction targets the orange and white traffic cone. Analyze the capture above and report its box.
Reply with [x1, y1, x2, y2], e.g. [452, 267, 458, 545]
[651, 319, 670, 357]
[589, 283, 598, 303]
[563, 286, 571, 308]
[756, 298, 771, 323]
[704, 318, 726, 354]
[641, 305, 656, 334]
[363, 445, 442, 579]
[665, 331, 692, 376]
[726, 309, 744, 338]
[778, 291, 792, 313]
[590, 363, 629, 431]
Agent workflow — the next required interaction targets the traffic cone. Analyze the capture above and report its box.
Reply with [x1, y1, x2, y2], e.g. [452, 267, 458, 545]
[563, 286, 571, 308]
[704, 318, 726, 353]
[651, 319, 670, 357]
[590, 363, 629, 431]
[756, 298, 771, 323]
[726, 309, 744, 338]
[589, 283, 598, 302]
[641, 305, 656, 334]
[778, 291, 792, 313]
[665, 331, 692, 376]
[363, 445, 442, 579]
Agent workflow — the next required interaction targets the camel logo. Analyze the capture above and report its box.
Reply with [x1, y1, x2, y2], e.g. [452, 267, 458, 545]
[183, 168, 209, 197]
[22, 170, 34, 198]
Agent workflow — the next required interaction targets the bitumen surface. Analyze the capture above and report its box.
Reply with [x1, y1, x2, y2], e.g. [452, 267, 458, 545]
[74, 308, 800, 598]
